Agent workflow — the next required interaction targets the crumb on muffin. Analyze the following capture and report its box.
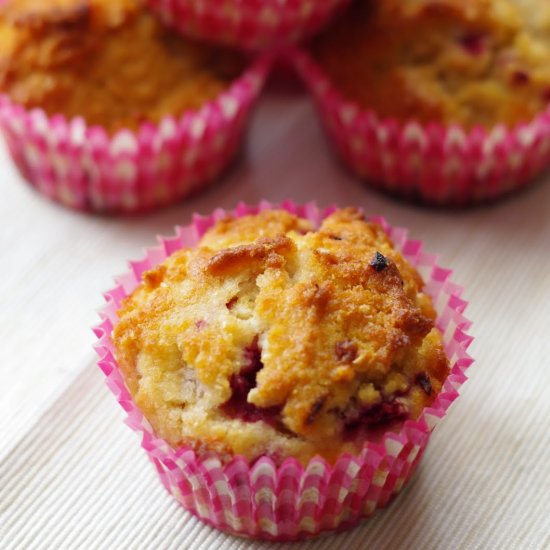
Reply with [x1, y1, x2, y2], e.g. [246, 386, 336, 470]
[113, 209, 450, 465]
[312, 0, 550, 129]
[0, 0, 246, 133]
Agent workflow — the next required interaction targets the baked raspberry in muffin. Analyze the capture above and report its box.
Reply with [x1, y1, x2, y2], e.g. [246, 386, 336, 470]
[0, 0, 246, 133]
[113, 209, 450, 465]
[312, 0, 550, 129]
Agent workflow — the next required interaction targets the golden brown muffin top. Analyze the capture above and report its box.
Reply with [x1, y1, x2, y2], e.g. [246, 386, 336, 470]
[0, 0, 246, 133]
[312, 0, 550, 129]
[113, 209, 449, 464]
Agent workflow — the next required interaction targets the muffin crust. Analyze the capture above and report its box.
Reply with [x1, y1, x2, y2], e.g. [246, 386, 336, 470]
[312, 0, 550, 129]
[0, 0, 246, 133]
[113, 210, 449, 464]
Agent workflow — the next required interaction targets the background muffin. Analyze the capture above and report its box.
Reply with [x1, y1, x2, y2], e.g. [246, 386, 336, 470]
[113, 209, 449, 465]
[147, 0, 350, 51]
[312, 0, 550, 129]
[0, 0, 268, 213]
[292, 0, 550, 205]
[0, 0, 246, 133]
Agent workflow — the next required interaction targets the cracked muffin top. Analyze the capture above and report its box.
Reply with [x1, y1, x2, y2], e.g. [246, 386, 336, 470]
[312, 0, 550, 129]
[113, 209, 450, 465]
[0, 0, 246, 133]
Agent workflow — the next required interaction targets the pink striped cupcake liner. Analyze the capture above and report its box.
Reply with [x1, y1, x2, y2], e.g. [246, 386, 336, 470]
[94, 200, 474, 540]
[291, 48, 550, 206]
[0, 56, 271, 214]
[147, 0, 351, 51]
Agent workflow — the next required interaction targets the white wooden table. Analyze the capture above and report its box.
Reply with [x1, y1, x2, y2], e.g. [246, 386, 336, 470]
[1, 87, 549, 549]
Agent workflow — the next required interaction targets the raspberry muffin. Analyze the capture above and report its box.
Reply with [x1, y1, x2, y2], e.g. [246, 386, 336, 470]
[312, 0, 550, 129]
[0, 0, 267, 212]
[0, 0, 246, 133]
[147, 0, 350, 51]
[112, 208, 450, 465]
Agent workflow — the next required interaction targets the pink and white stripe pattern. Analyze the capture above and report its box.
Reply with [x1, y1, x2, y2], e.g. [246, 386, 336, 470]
[0, 57, 271, 214]
[94, 201, 474, 540]
[148, 0, 350, 51]
[291, 49, 550, 206]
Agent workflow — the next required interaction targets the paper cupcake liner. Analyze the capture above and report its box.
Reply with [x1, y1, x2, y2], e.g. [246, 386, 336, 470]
[291, 49, 550, 206]
[94, 200, 474, 540]
[0, 57, 270, 214]
[147, 0, 351, 51]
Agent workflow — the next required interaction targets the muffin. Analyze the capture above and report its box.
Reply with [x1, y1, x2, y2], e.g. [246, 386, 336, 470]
[147, 0, 350, 51]
[312, 0, 550, 130]
[291, 0, 550, 205]
[0, 0, 268, 212]
[112, 208, 450, 465]
[96, 202, 473, 539]
[0, 0, 247, 133]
